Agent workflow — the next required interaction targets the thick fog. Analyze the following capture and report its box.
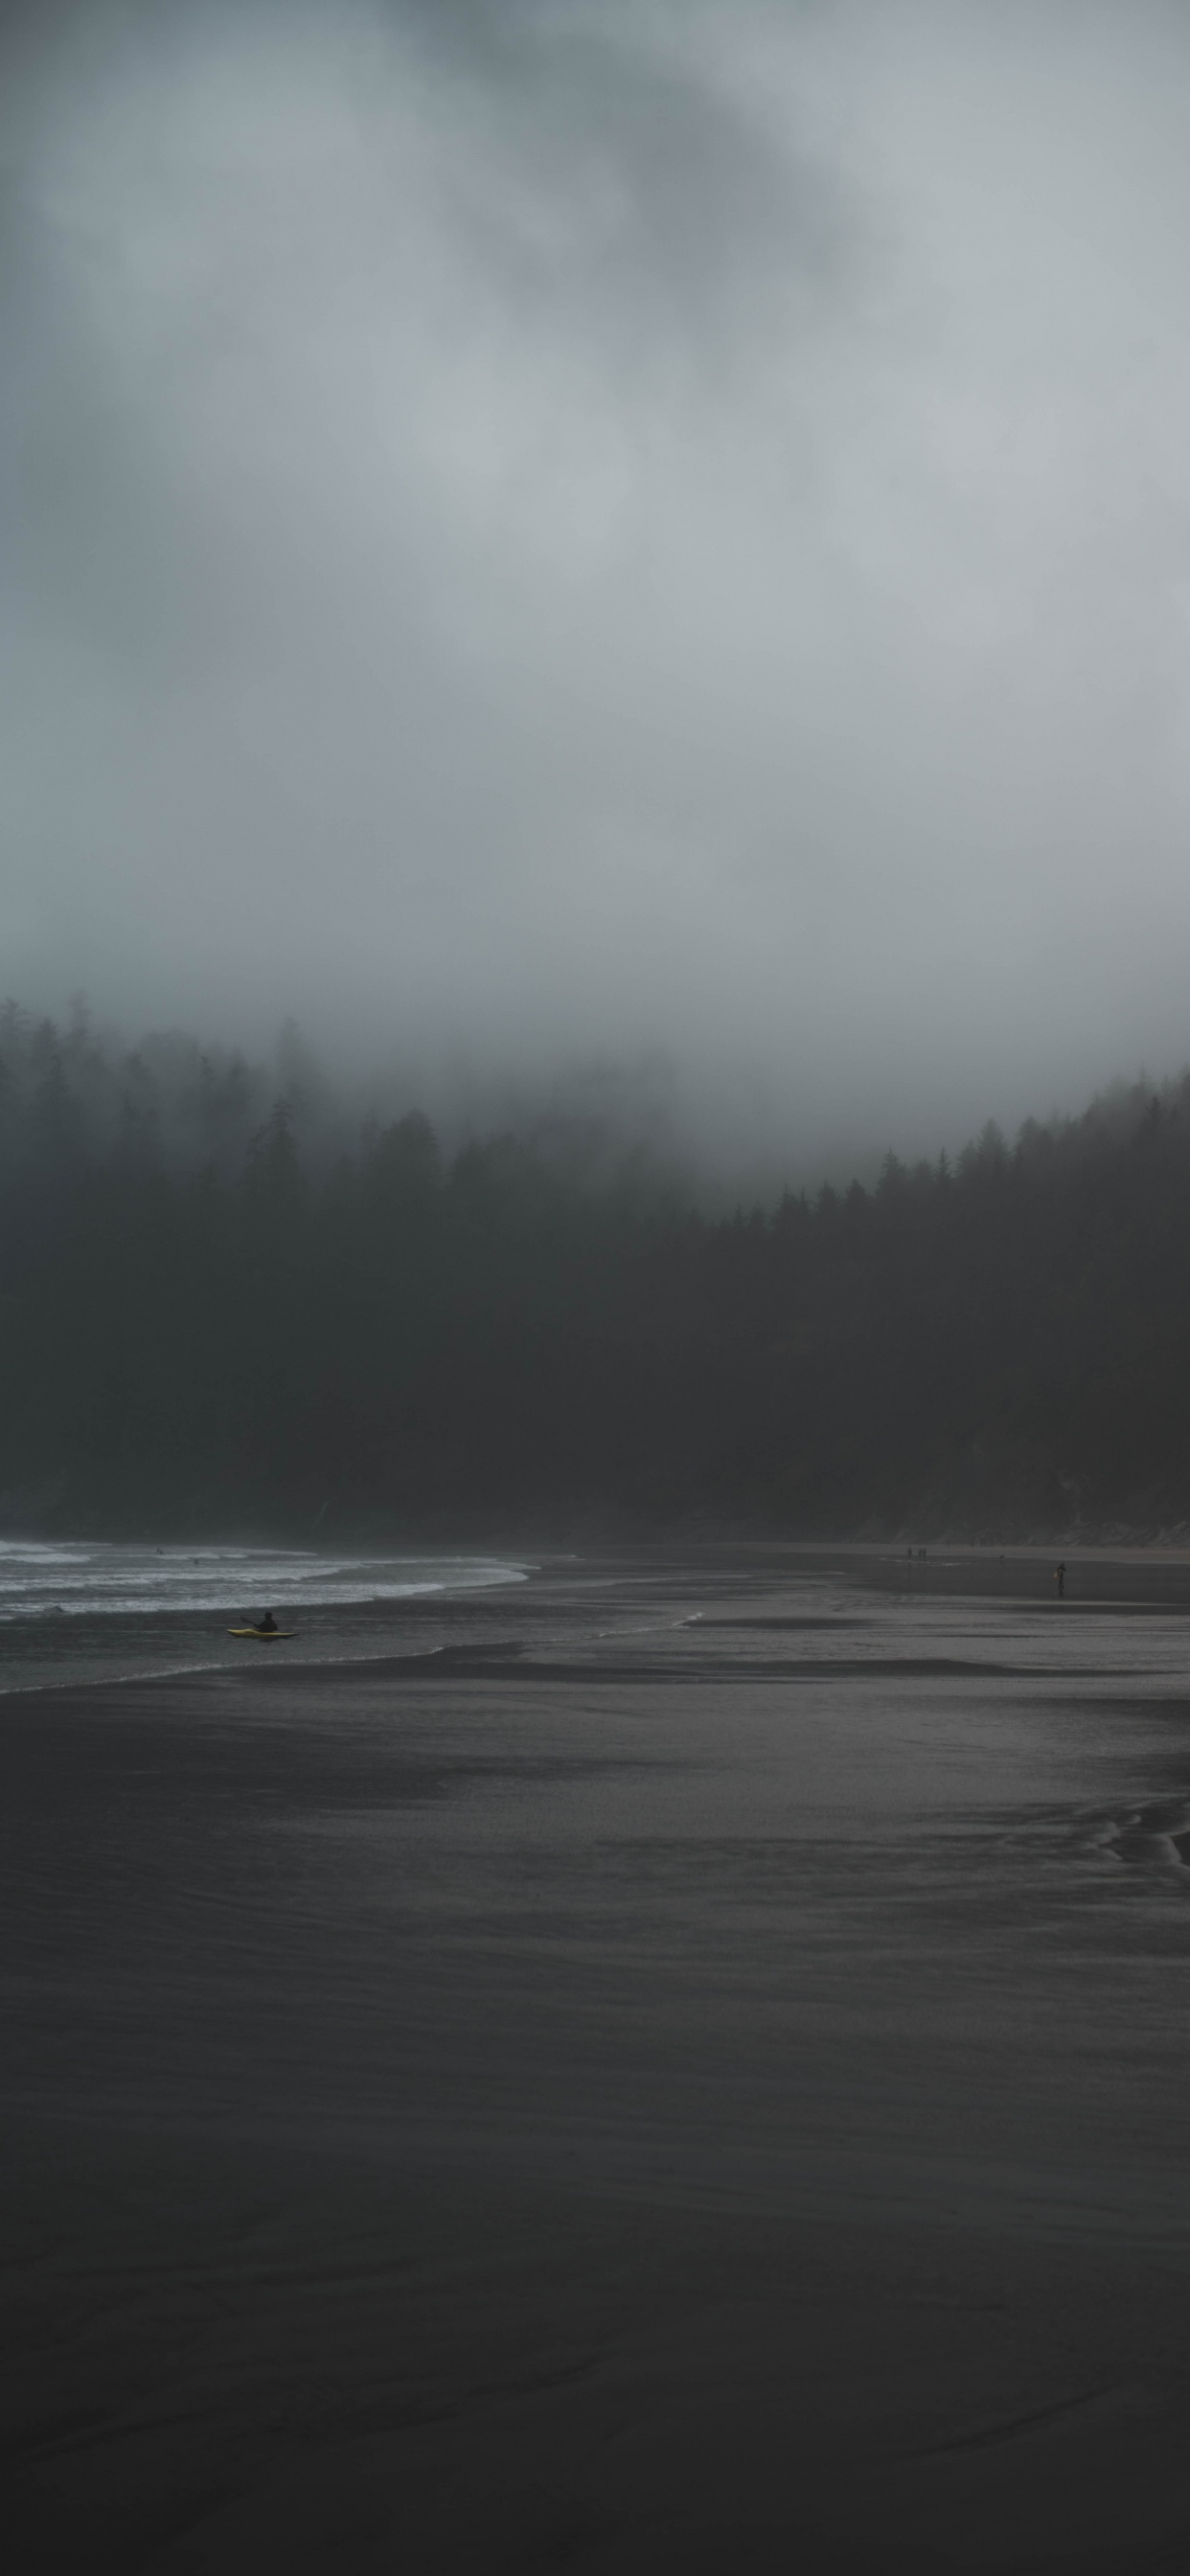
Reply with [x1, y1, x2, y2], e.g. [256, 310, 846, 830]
[4, 0, 1190, 1167]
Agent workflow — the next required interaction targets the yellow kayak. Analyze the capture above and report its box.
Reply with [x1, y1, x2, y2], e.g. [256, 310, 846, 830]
[228, 1626, 293, 1640]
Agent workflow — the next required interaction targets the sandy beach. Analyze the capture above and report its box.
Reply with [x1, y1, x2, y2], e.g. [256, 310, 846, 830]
[5, 1545, 1190, 2570]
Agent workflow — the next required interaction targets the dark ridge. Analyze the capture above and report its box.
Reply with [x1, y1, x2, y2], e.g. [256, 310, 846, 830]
[6, 1001, 1190, 1542]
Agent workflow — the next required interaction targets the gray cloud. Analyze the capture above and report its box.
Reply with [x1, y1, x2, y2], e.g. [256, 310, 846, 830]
[3, 0, 1190, 1167]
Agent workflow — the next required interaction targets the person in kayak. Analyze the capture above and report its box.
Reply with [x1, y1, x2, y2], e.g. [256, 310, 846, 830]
[257, 1609, 279, 1634]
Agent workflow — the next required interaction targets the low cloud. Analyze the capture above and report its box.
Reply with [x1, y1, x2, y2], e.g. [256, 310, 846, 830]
[3, 0, 1190, 1167]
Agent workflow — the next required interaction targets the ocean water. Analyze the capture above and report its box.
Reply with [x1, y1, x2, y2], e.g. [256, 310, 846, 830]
[0, 1536, 530, 1695]
[6, 1545, 1190, 2245]
[8, 1545, 1190, 2568]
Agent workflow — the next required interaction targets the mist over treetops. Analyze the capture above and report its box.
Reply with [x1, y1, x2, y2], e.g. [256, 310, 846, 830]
[2, 1000, 1189, 1542]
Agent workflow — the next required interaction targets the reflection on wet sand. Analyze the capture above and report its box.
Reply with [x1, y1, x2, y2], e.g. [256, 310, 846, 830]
[4, 1544, 1190, 2569]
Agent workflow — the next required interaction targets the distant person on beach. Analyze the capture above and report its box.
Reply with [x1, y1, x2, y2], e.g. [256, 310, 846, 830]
[1054, 1564, 1065, 1598]
[257, 1610, 278, 1634]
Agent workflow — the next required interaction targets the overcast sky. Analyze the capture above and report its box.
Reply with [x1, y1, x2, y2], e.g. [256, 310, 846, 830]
[4, 0, 1190, 1164]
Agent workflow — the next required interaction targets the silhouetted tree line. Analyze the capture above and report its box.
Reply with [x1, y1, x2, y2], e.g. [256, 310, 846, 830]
[4, 1000, 1190, 1535]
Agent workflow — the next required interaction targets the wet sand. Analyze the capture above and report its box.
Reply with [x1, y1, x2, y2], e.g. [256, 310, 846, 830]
[5, 1546, 1190, 2569]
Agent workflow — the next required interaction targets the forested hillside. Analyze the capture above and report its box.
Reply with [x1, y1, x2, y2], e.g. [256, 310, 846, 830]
[4, 1003, 1190, 1538]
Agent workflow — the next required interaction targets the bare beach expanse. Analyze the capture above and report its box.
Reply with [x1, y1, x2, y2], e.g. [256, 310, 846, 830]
[5, 1542, 1190, 2571]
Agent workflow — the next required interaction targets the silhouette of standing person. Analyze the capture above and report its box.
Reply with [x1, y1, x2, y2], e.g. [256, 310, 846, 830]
[1054, 1562, 1066, 1598]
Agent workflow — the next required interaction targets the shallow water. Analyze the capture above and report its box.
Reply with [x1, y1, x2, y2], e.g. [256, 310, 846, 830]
[6, 1546, 1190, 2245]
[8, 1545, 1190, 2568]
[0, 1535, 530, 1695]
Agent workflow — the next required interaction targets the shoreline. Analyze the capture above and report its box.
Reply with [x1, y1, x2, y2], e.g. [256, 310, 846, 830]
[6, 1534, 1190, 1710]
[7, 1545, 1190, 2568]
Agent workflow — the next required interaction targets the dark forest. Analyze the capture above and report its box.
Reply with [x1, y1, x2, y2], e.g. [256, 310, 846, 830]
[3, 1002, 1190, 1539]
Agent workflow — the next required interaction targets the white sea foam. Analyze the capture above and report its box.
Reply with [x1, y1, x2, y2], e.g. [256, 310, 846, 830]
[0, 1542, 526, 1622]
[0, 1540, 531, 1693]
